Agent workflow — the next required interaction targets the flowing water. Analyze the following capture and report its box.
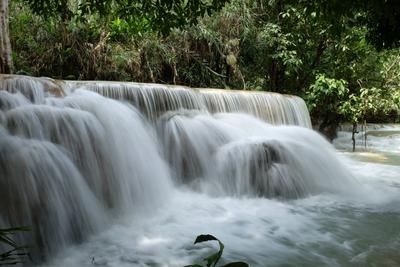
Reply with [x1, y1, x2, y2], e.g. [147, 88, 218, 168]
[0, 76, 399, 267]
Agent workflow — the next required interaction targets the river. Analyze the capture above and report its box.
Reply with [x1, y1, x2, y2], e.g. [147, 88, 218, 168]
[0, 76, 399, 267]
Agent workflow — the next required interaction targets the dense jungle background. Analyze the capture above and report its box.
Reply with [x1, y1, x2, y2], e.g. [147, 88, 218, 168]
[4, 0, 400, 137]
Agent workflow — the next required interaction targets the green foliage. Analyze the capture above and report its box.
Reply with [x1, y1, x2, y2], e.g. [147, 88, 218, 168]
[306, 74, 349, 115]
[0, 227, 30, 266]
[185, 234, 249, 267]
[9, 0, 400, 129]
[341, 87, 397, 123]
[20, 0, 229, 35]
[307, 70, 399, 128]
[108, 17, 150, 40]
[305, 74, 350, 134]
[114, 0, 230, 35]
[299, 0, 400, 49]
[15, 0, 400, 53]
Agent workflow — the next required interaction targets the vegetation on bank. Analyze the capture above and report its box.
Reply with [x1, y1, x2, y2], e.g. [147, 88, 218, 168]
[3, 0, 400, 136]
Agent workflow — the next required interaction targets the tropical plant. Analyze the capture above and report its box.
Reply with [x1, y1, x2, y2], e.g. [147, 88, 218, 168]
[185, 234, 249, 267]
[305, 74, 349, 140]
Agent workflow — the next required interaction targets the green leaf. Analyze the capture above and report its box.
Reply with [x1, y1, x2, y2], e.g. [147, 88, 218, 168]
[204, 250, 223, 267]
[192, 234, 225, 267]
[194, 234, 219, 244]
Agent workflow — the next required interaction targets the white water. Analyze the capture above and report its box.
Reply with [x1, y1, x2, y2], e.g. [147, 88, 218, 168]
[65, 81, 312, 128]
[0, 77, 399, 266]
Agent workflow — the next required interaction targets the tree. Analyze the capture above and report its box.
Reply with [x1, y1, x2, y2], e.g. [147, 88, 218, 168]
[300, 0, 400, 49]
[22, 0, 229, 35]
[0, 0, 13, 73]
[305, 74, 350, 140]
[339, 86, 398, 151]
[3, 0, 229, 75]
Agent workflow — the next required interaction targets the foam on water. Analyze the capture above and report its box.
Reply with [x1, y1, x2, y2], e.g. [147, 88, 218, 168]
[158, 111, 356, 198]
[40, 186, 400, 267]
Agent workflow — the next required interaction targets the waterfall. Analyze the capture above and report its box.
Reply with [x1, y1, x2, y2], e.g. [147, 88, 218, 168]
[0, 127, 106, 257]
[0, 75, 355, 262]
[65, 81, 312, 127]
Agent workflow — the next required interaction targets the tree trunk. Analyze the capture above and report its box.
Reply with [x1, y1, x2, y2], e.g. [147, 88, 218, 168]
[297, 38, 327, 91]
[318, 112, 339, 141]
[352, 122, 358, 152]
[363, 119, 367, 149]
[0, 0, 12, 74]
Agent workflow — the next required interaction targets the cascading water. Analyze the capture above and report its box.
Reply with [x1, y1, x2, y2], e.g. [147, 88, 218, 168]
[65, 81, 312, 127]
[0, 76, 172, 260]
[158, 111, 355, 198]
[0, 75, 398, 267]
[0, 127, 106, 257]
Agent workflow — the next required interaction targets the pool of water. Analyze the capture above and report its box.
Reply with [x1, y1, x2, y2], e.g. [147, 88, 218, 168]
[39, 126, 400, 267]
